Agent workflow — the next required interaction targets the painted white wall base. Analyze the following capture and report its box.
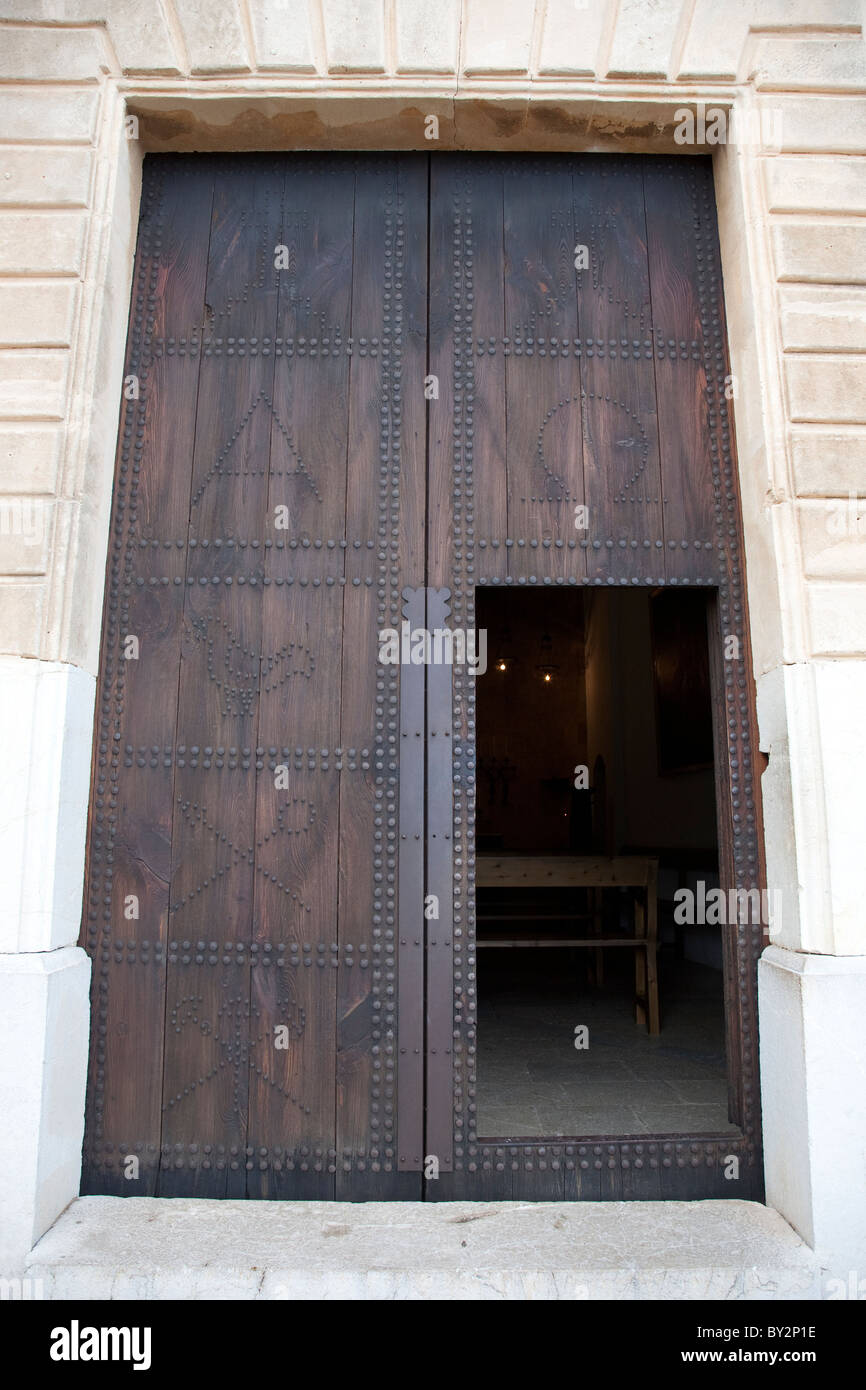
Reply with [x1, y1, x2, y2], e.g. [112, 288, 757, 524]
[26, 1195, 833, 1301]
[0, 946, 91, 1275]
[0, 657, 95, 953]
[759, 945, 866, 1257]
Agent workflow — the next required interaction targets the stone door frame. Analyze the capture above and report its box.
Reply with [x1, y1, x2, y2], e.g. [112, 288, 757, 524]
[4, 75, 850, 1269]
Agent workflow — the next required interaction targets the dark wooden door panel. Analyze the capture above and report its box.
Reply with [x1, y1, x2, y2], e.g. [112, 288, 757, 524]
[82, 151, 762, 1204]
[80, 153, 427, 1201]
[425, 154, 763, 1203]
[81, 160, 216, 1196]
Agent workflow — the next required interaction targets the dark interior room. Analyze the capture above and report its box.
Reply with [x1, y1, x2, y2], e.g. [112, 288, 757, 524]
[474, 586, 736, 1139]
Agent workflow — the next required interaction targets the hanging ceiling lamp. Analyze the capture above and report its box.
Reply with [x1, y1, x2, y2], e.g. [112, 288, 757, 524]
[493, 624, 516, 674]
[536, 631, 559, 683]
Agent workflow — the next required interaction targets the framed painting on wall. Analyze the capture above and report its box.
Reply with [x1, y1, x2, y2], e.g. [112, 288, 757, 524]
[650, 589, 715, 775]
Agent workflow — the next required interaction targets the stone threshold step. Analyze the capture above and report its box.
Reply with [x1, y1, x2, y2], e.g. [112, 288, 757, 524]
[26, 1196, 833, 1300]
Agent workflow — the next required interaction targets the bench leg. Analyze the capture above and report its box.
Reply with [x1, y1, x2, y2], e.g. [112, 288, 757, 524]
[594, 889, 605, 987]
[634, 894, 647, 1027]
[580, 889, 603, 988]
[646, 865, 659, 1035]
[646, 942, 660, 1036]
[592, 946, 603, 989]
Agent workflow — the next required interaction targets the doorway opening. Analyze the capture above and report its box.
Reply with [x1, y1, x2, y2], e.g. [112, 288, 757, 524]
[475, 586, 736, 1141]
[80, 151, 764, 1201]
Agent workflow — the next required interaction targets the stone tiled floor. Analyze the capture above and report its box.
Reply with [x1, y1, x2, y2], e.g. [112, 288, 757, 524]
[476, 953, 736, 1138]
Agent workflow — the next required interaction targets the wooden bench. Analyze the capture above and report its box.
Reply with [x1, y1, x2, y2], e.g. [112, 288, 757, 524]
[475, 853, 660, 1035]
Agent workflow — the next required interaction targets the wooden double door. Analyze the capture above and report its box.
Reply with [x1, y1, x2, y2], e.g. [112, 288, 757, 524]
[81, 152, 764, 1202]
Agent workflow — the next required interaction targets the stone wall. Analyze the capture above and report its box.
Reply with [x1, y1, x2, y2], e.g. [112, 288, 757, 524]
[0, 0, 864, 1268]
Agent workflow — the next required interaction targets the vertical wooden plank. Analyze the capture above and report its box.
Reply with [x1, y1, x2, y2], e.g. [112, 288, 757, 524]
[620, 1144, 662, 1201]
[397, 588, 426, 1174]
[572, 155, 663, 582]
[706, 592, 743, 1132]
[428, 155, 459, 597]
[159, 158, 283, 1198]
[80, 157, 213, 1196]
[427, 156, 470, 1194]
[335, 155, 427, 1199]
[334, 157, 390, 1198]
[503, 157, 584, 584]
[700, 159, 765, 1198]
[248, 157, 355, 1199]
[247, 643, 340, 1201]
[643, 157, 718, 585]
[468, 161, 509, 589]
[430, 1151, 514, 1203]
[511, 1152, 567, 1203]
[425, 585, 455, 1175]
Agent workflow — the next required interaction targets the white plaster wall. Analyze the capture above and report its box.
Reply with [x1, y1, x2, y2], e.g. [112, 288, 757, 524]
[0, 657, 94, 952]
[760, 947, 866, 1255]
[0, 946, 90, 1272]
[0, 0, 864, 1269]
